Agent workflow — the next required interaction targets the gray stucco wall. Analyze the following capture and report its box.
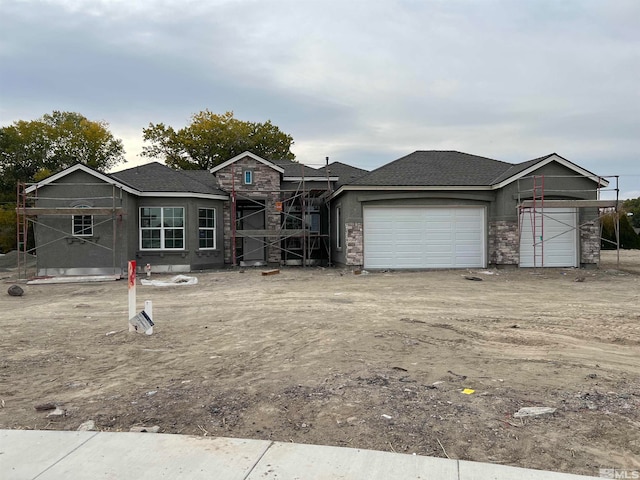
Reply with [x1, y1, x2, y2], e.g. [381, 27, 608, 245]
[33, 170, 226, 275]
[33, 170, 129, 276]
[133, 197, 225, 272]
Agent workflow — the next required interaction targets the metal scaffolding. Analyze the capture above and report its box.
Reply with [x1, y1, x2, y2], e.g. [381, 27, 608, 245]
[16, 181, 125, 280]
[517, 174, 620, 268]
[229, 160, 334, 267]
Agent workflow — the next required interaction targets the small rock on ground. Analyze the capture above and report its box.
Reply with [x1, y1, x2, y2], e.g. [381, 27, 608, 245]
[8, 285, 24, 297]
[77, 420, 96, 431]
[513, 406, 557, 418]
[46, 407, 65, 418]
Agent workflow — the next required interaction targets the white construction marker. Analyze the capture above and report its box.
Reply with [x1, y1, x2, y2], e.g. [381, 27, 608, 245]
[128, 260, 136, 332]
[144, 300, 154, 335]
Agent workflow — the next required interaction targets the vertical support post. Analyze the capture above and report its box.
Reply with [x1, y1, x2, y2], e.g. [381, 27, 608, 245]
[301, 166, 306, 268]
[128, 260, 136, 332]
[231, 165, 237, 267]
[112, 184, 117, 276]
[615, 175, 620, 269]
[326, 156, 332, 267]
[144, 300, 153, 336]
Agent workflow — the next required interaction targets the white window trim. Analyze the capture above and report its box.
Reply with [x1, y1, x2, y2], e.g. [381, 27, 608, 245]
[139, 206, 185, 250]
[72, 207, 93, 237]
[198, 207, 216, 250]
[243, 170, 253, 185]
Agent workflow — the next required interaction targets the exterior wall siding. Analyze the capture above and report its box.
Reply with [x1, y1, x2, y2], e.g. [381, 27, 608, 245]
[32, 170, 127, 276]
[31, 169, 226, 275]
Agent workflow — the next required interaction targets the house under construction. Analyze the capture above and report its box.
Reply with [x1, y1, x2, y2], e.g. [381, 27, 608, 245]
[16, 150, 621, 278]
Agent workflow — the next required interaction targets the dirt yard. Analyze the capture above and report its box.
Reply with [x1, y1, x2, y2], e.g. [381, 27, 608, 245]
[1, 250, 639, 476]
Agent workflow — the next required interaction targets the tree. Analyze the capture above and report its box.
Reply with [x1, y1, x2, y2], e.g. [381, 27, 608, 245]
[0, 111, 126, 201]
[142, 110, 295, 170]
[0, 111, 125, 252]
[601, 212, 640, 250]
[622, 197, 640, 228]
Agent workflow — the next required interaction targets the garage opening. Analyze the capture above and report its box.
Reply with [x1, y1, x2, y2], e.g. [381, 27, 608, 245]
[363, 206, 485, 269]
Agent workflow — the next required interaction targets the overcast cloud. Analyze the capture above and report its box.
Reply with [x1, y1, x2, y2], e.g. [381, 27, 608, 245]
[1, 0, 639, 197]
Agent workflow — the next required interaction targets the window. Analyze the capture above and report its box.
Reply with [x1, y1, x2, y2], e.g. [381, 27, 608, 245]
[336, 206, 342, 249]
[140, 207, 184, 250]
[198, 208, 216, 249]
[72, 213, 93, 236]
[243, 170, 253, 185]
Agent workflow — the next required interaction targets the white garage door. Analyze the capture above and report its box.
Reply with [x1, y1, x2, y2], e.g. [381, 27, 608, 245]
[363, 206, 485, 269]
[519, 208, 578, 267]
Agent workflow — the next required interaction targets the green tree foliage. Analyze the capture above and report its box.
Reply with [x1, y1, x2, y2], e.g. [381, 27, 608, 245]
[142, 110, 295, 170]
[0, 111, 125, 202]
[0, 111, 125, 252]
[601, 212, 640, 250]
[622, 197, 640, 228]
[0, 206, 17, 253]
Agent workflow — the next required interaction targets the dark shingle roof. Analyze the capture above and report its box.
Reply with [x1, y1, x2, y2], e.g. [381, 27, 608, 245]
[349, 151, 513, 187]
[273, 160, 324, 178]
[325, 162, 369, 187]
[110, 162, 226, 195]
[490, 154, 553, 184]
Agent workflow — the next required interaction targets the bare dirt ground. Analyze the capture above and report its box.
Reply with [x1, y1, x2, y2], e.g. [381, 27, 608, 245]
[1, 251, 639, 476]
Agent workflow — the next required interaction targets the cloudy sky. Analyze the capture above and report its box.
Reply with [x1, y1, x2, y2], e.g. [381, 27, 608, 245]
[1, 0, 639, 197]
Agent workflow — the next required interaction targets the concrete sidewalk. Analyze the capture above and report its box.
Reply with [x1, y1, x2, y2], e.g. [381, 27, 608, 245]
[0, 429, 601, 480]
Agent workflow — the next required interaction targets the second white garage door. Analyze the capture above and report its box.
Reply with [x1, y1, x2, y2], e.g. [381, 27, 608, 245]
[363, 206, 485, 269]
[519, 207, 578, 267]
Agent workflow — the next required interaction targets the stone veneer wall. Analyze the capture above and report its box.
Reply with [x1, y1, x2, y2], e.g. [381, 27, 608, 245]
[580, 220, 600, 265]
[215, 157, 282, 264]
[488, 220, 519, 266]
[345, 222, 363, 266]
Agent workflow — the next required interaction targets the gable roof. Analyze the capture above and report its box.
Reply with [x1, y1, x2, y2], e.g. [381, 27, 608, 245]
[111, 162, 227, 196]
[332, 150, 608, 196]
[349, 151, 511, 187]
[26, 162, 228, 199]
[25, 164, 138, 195]
[491, 153, 609, 188]
[210, 151, 285, 174]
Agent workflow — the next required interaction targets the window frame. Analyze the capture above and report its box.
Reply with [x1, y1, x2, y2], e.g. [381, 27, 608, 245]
[139, 206, 185, 250]
[72, 207, 93, 237]
[198, 207, 216, 250]
[243, 169, 253, 185]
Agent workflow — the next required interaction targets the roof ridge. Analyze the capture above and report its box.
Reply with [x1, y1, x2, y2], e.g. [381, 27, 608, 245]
[488, 153, 555, 184]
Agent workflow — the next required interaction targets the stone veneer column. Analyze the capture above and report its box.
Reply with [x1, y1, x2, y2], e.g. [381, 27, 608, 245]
[214, 157, 282, 265]
[223, 202, 232, 264]
[345, 222, 363, 266]
[488, 220, 519, 266]
[580, 220, 600, 265]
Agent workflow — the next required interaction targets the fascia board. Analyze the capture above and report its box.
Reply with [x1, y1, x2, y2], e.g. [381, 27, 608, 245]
[492, 154, 610, 189]
[25, 164, 139, 195]
[210, 151, 285, 174]
[284, 176, 339, 182]
[136, 192, 229, 200]
[328, 184, 492, 200]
